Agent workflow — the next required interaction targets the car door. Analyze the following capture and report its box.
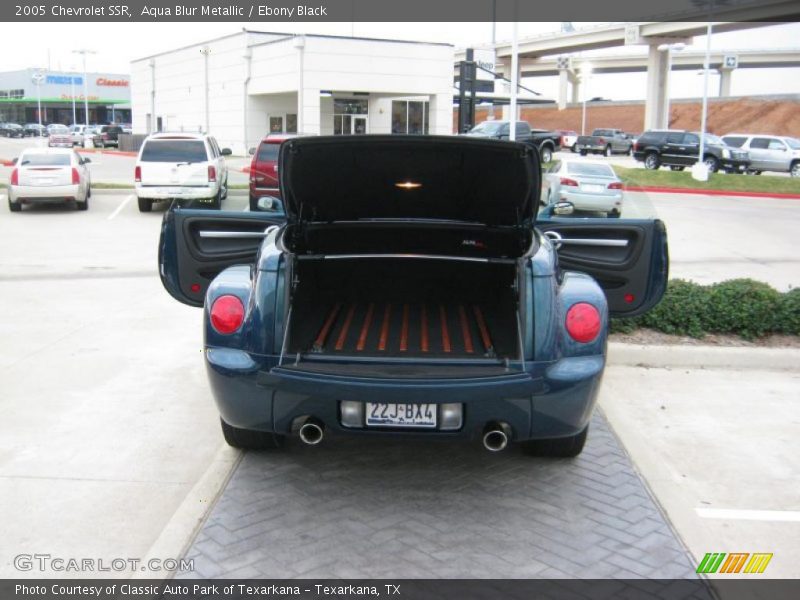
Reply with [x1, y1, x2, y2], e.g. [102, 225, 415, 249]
[747, 137, 771, 171]
[535, 218, 668, 317]
[159, 208, 287, 307]
[661, 132, 687, 165]
[765, 138, 789, 171]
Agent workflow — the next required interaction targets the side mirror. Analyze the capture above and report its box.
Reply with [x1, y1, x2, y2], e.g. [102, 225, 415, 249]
[255, 196, 283, 213]
[82, 157, 91, 164]
[11, 157, 17, 165]
[221, 148, 232, 156]
[552, 201, 575, 216]
[248, 147, 256, 156]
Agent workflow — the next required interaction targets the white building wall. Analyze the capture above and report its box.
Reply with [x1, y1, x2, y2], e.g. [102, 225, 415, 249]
[132, 31, 283, 153]
[132, 32, 454, 151]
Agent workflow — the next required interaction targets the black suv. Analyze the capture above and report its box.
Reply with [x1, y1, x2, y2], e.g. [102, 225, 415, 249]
[633, 130, 750, 173]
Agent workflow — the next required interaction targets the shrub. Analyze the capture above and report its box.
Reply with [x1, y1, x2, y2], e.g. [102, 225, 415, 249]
[704, 279, 781, 339]
[777, 288, 800, 336]
[638, 279, 709, 338]
[610, 278, 796, 340]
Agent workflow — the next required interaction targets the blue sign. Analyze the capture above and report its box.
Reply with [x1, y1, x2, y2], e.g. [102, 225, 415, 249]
[46, 75, 83, 85]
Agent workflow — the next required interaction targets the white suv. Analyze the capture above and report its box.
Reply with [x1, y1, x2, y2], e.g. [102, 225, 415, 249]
[721, 133, 800, 177]
[134, 133, 231, 212]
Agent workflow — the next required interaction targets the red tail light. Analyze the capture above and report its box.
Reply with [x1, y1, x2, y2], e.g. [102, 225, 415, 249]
[598, 137, 606, 145]
[608, 182, 623, 190]
[560, 177, 579, 187]
[633, 142, 639, 152]
[210, 295, 245, 335]
[71, 168, 80, 184]
[208, 165, 216, 182]
[565, 303, 602, 343]
[10, 168, 18, 185]
[134, 165, 141, 182]
[559, 136, 565, 147]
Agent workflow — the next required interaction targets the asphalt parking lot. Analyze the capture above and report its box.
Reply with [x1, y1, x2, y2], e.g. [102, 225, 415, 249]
[1, 188, 798, 579]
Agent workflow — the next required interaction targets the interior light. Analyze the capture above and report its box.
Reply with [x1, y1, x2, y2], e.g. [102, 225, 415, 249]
[395, 181, 422, 190]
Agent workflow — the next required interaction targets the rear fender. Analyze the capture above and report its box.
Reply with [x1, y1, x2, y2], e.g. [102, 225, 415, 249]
[204, 260, 283, 356]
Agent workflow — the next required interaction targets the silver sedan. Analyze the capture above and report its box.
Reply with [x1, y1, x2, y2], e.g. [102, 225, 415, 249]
[8, 148, 92, 211]
[541, 160, 624, 218]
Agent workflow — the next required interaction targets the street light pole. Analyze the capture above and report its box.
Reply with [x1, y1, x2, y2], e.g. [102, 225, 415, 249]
[73, 49, 96, 128]
[70, 70, 77, 126]
[201, 46, 211, 133]
[31, 69, 44, 131]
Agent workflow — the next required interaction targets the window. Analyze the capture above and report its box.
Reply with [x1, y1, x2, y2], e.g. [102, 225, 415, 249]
[567, 162, 615, 177]
[785, 138, 800, 150]
[256, 143, 280, 162]
[269, 117, 284, 134]
[391, 101, 429, 135]
[749, 138, 771, 149]
[683, 133, 700, 145]
[20, 153, 71, 166]
[722, 136, 747, 148]
[665, 132, 684, 144]
[286, 114, 297, 134]
[767, 140, 786, 151]
[140, 140, 208, 162]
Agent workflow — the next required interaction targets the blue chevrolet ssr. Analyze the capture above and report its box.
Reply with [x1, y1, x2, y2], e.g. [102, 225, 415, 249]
[159, 135, 668, 457]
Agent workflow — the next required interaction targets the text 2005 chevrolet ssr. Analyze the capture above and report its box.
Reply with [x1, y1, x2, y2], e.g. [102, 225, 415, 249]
[159, 136, 668, 457]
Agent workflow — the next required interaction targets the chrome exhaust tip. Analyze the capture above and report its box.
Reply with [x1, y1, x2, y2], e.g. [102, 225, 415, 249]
[482, 422, 511, 452]
[298, 419, 324, 445]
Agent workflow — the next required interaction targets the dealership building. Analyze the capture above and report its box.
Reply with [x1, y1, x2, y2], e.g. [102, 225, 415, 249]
[0, 69, 131, 125]
[130, 30, 455, 154]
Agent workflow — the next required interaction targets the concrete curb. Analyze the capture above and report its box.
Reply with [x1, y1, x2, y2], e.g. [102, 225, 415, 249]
[608, 342, 800, 371]
[134, 443, 243, 580]
[624, 185, 800, 200]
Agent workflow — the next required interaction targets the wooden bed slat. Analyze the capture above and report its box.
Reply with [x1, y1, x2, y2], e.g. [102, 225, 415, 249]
[313, 303, 342, 351]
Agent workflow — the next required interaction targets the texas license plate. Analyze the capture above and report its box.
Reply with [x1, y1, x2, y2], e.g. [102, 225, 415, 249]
[582, 184, 604, 193]
[366, 403, 437, 428]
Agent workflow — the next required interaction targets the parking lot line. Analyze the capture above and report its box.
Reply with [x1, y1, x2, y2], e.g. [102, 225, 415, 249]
[696, 508, 800, 522]
[108, 194, 135, 220]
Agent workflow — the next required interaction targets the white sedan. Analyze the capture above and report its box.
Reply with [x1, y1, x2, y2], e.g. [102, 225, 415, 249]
[541, 159, 624, 218]
[8, 148, 92, 212]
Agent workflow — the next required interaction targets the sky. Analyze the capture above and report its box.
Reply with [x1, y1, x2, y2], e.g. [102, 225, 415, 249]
[0, 21, 798, 101]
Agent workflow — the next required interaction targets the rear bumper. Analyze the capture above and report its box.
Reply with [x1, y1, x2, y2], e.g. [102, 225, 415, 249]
[9, 184, 80, 202]
[136, 184, 217, 201]
[560, 189, 622, 212]
[204, 349, 604, 442]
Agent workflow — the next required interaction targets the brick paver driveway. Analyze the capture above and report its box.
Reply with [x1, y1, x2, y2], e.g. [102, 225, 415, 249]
[181, 412, 696, 578]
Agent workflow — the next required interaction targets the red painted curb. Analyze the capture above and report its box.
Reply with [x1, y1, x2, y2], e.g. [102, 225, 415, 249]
[625, 184, 800, 200]
[76, 148, 137, 157]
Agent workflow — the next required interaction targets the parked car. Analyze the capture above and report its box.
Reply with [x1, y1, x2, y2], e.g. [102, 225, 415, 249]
[134, 132, 231, 212]
[7, 148, 91, 211]
[23, 123, 46, 137]
[465, 120, 562, 163]
[0, 123, 25, 138]
[574, 128, 633, 156]
[633, 130, 750, 173]
[248, 134, 297, 211]
[558, 130, 579, 153]
[92, 125, 124, 148]
[541, 160, 624, 218]
[158, 135, 668, 456]
[47, 124, 72, 148]
[721, 134, 800, 177]
[70, 125, 97, 146]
